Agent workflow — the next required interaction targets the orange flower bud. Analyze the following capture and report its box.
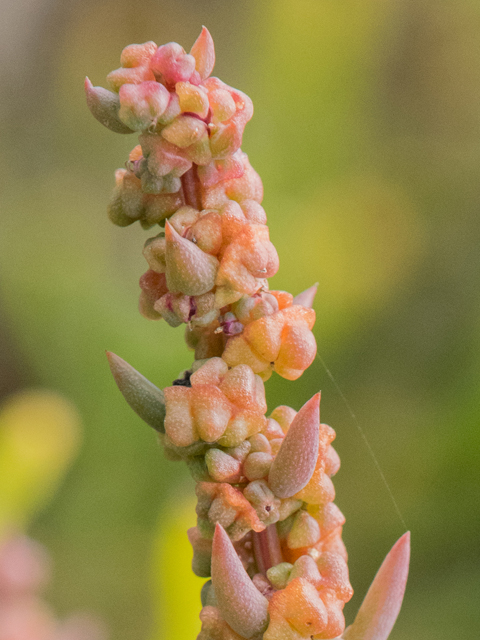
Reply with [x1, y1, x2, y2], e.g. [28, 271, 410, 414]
[176, 81, 209, 119]
[163, 360, 267, 448]
[138, 270, 168, 319]
[108, 169, 144, 226]
[196, 483, 264, 541]
[217, 411, 266, 448]
[243, 452, 273, 481]
[203, 80, 253, 159]
[205, 449, 242, 483]
[118, 81, 170, 131]
[232, 292, 279, 325]
[162, 114, 208, 148]
[191, 385, 232, 442]
[223, 303, 316, 380]
[163, 386, 196, 447]
[240, 200, 267, 225]
[325, 445, 341, 477]
[150, 42, 196, 86]
[107, 42, 157, 92]
[266, 578, 328, 639]
[209, 88, 236, 123]
[201, 153, 262, 209]
[198, 606, 245, 640]
[142, 190, 183, 226]
[216, 224, 279, 297]
[218, 364, 267, 414]
[269, 406, 297, 434]
[143, 234, 166, 272]
[198, 152, 245, 188]
[186, 211, 223, 255]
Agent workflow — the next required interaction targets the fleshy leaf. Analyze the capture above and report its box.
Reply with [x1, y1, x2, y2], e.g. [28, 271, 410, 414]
[268, 393, 320, 498]
[165, 220, 219, 296]
[84, 77, 134, 134]
[293, 283, 318, 308]
[106, 352, 165, 432]
[343, 532, 410, 640]
[190, 26, 215, 81]
[211, 524, 269, 638]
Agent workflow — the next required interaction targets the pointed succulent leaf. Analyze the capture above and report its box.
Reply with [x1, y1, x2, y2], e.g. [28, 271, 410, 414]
[268, 393, 320, 498]
[293, 283, 318, 308]
[106, 351, 165, 432]
[165, 220, 219, 296]
[190, 26, 215, 80]
[84, 77, 134, 134]
[211, 524, 269, 638]
[343, 532, 410, 640]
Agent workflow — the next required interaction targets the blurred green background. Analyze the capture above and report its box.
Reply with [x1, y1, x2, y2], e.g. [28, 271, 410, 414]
[1, 0, 479, 638]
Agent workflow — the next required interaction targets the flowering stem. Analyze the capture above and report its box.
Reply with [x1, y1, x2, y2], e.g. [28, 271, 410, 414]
[252, 524, 283, 576]
[86, 27, 414, 640]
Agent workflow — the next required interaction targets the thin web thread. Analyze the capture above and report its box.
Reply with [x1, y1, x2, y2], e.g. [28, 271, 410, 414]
[316, 353, 408, 531]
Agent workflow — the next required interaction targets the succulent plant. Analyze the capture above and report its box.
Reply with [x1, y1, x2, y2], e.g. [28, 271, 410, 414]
[86, 27, 410, 640]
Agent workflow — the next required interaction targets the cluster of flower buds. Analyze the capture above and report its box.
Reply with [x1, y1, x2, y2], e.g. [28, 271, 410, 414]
[90, 27, 409, 640]
[0, 533, 105, 640]
[85, 28, 254, 227]
[108, 352, 352, 639]
[86, 26, 318, 382]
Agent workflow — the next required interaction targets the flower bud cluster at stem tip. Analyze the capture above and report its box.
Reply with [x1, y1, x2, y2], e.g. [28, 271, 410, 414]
[87, 26, 410, 640]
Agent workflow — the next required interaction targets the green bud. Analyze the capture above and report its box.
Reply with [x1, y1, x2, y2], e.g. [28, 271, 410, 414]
[287, 510, 321, 549]
[266, 562, 293, 590]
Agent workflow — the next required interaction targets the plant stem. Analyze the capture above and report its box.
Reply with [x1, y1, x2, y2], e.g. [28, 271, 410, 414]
[181, 165, 201, 210]
[252, 524, 283, 576]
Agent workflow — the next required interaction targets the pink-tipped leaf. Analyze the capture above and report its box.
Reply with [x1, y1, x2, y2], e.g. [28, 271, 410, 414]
[293, 283, 318, 308]
[343, 532, 410, 640]
[190, 26, 215, 81]
[106, 351, 165, 432]
[84, 77, 134, 134]
[268, 393, 320, 498]
[211, 524, 269, 638]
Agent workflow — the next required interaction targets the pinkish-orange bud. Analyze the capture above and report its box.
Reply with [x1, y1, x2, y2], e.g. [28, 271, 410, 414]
[107, 42, 157, 92]
[162, 114, 208, 148]
[118, 81, 170, 131]
[176, 81, 210, 119]
[151, 42, 196, 86]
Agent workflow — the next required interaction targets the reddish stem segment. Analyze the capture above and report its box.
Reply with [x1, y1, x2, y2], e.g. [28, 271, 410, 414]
[252, 524, 283, 576]
[181, 165, 201, 210]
